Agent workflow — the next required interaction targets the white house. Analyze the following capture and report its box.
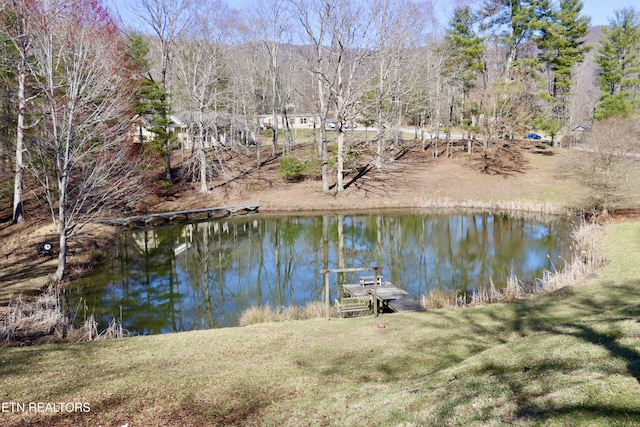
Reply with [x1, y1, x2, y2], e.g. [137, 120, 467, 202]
[131, 112, 258, 148]
[259, 113, 320, 130]
[128, 114, 188, 145]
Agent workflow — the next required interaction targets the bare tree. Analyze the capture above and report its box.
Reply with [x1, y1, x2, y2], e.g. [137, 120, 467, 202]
[371, 0, 433, 166]
[28, 0, 145, 281]
[228, 24, 266, 167]
[254, 0, 293, 156]
[174, 0, 232, 194]
[566, 116, 640, 213]
[290, 0, 333, 192]
[325, 0, 378, 191]
[2, 0, 38, 224]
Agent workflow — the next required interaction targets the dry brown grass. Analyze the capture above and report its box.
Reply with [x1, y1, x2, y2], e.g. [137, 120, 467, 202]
[418, 198, 571, 216]
[0, 287, 128, 346]
[0, 287, 66, 344]
[421, 287, 466, 309]
[238, 301, 327, 326]
[534, 221, 604, 293]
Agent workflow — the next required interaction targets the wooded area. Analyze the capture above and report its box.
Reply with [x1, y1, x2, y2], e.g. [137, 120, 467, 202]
[1, 0, 640, 281]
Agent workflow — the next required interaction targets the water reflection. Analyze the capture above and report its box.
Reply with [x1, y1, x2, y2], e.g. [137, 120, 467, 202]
[69, 211, 573, 334]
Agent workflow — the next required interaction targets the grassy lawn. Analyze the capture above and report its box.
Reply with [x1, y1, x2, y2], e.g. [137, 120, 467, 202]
[1, 222, 640, 426]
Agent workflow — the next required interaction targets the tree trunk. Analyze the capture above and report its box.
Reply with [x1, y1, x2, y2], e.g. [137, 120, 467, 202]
[12, 61, 26, 224]
[54, 230, 67, 282]
[321, 128, 329, 193]
[54, 176, 68, 282]
[197, 120, 209, 194]
[336, 128, 344, 192]
[164, 133, 172, 183]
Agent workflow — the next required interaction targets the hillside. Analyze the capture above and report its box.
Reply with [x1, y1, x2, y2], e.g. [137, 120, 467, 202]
[0, 140, 591, 302]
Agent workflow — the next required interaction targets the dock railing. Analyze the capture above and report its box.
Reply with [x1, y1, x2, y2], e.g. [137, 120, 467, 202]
[320, 266, 382, 319]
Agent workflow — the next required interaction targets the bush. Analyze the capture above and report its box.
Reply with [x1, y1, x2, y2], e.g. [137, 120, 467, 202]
[278, 156, 306, 181]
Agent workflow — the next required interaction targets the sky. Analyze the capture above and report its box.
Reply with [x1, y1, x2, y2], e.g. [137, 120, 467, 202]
[581, 0, 638, 26]
[109, 0, 638, 31]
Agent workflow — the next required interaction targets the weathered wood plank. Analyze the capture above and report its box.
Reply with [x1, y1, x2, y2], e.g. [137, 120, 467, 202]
[341, 281, 425, 313]
[97, 204, 260, 227]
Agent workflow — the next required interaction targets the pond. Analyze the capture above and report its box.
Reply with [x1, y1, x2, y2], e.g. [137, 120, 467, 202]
[68, 210, 575, 334]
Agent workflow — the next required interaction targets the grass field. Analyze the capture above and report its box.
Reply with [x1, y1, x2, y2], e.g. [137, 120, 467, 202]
[1, 221, 639, 426]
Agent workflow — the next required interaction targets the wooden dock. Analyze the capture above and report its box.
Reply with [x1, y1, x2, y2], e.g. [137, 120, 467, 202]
[339, 276, 425, 315]
[99, 204, 260, 227]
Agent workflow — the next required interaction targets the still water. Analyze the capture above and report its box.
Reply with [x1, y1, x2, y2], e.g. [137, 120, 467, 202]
[69, 211, 574, 334]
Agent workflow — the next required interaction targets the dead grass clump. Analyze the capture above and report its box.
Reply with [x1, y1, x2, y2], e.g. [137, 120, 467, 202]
[238, 301, 327, 326]
[95, 317, 129, 340]
[0, 290, 67, 343]
[421, 288, 465, 309]
[301, 301, 325, 319]
[418, 199, 570, 217]
[470, 278, 504, 305]
[238, 304, 280, 326]
[0, 288, 130, 346]
[534, 221, 604, 293]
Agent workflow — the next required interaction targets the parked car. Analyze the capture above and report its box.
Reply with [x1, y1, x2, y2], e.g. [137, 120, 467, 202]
[526, 133, 542, 140]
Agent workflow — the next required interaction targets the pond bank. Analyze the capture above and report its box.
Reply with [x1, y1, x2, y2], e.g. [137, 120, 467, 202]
[1, 221, 639, 426]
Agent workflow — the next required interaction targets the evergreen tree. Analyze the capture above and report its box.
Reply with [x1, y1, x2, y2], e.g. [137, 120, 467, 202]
[535, 0, 590, 137]
[127, 34, 173, 157]
[594, 7, 640, 120]
[443, 6, 486, 123]
[480, 0, 543, 80]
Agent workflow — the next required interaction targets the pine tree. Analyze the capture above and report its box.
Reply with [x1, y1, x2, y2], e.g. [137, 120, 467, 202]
[535, 0, 590, 137]
[594, 7, 640, 120]
[480, 0, 542, 80]
[127, 34, 173, 157]
[443, 5, 486, 118]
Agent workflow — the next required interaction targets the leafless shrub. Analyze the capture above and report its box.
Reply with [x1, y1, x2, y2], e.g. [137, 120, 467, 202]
[565, 116, 640, 213]
[473, 143, 526, 175]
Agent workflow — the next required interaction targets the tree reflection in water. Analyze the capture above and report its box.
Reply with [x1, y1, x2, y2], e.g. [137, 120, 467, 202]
[68, 211, 573, 334]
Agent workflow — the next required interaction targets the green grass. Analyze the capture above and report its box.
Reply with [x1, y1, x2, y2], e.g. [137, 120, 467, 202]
[259, 127, 395, 145]
[1, 223, 640, 426]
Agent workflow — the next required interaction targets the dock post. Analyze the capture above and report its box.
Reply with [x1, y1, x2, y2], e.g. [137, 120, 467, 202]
[373, 266, 380, 317]
[324, 270, 330, 320]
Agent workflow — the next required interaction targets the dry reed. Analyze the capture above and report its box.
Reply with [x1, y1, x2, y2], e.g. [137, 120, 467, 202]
[238, 301, 327, 326]
[0, 287, 129, 345]
[425, 221, 604, 309]
[418, 199, 572, 216]
[0, 291, 67, 342]
[421, 288, 465, 309]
